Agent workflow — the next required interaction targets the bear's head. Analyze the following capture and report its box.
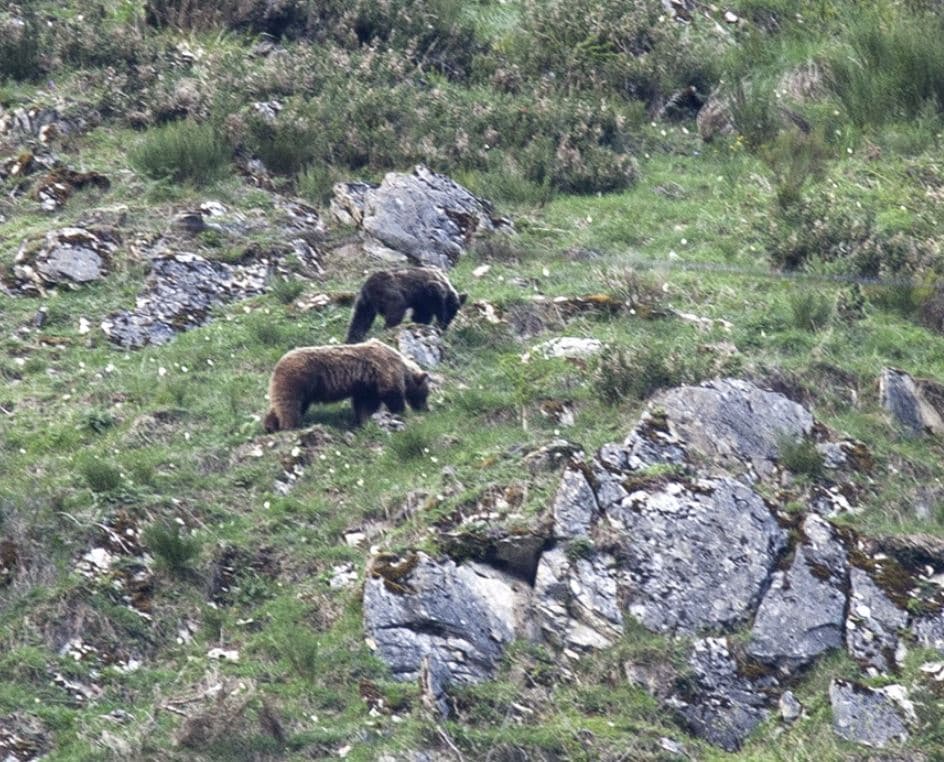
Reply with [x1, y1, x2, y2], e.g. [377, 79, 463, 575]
[442, 290, 468, 328]
[405, 369, 431, 411]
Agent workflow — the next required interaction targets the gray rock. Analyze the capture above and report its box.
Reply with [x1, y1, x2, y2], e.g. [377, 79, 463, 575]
[330, 180, 376, 227]
[343, 166, 511, 269]
[363, 554, 528, 704]
[522, 439, 582, 474]
[671, 637, 770, 752]
[529, 336, 603, 361]
[912, 612, 944, 653]
[532, 546, 622, 653]
[643, 378, 814, 478]
[397, 325, 443, 369]
[829, 679, 911, 748]
[623, 412, 688, 470]
[551, 467, 598, 540]
[779, 690, 802, 723]
[747, 515, 847, 671]
[11, 227, 116, 292]
[846, 567, 908, 673]
[879, 367, 944, 436]
[617, 477, 787, 634]
[102, 253, 271, 348]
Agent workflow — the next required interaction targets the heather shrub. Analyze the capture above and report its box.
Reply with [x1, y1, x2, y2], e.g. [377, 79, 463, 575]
[130, 119, 231, 185]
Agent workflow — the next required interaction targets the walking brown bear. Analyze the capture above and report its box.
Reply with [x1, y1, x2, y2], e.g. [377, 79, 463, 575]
[263, 339, 430, 432]
[345, 267, 467, 343]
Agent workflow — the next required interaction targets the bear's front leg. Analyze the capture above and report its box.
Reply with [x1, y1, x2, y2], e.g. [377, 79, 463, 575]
[381, 391, 406, 415]
[352, 394, 382, 425]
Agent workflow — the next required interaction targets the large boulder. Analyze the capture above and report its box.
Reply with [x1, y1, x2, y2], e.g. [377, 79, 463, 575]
[332, 166, 511, 268]
[633, 378, 814, 478]
[746, 515, 848, 672]
[670, 637, 772, 752]
[363, 552, 530, 715]
[829, 680, 913, 748]
[10, 227, 116, 293]
[879, 367, 944, 436]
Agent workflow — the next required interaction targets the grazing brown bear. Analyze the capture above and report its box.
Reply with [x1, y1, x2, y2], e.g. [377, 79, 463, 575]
[263, 339, 430, 432]
[346, 267, 467, 343]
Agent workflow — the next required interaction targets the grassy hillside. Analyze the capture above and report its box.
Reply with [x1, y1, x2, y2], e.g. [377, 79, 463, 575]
[2, 1, 944, 759]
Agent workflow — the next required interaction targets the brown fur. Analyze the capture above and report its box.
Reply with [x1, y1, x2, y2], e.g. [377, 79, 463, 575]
[346, 267, 467, 343]
[264, 339, 430, 432]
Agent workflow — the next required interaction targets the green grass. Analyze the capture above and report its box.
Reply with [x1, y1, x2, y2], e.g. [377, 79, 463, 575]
[129, 119, 231, 186]
[2, 0, 944, 757]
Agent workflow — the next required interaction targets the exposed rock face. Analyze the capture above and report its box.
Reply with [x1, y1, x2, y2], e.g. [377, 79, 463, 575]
[747, 515, 848, 672]
[397, 325, 444, 369]
[363, 553, 529, 714]
[829, 680, 913, 748]
[361, 378, 938, 750]
[101, 253, 269, 347]
[528, 336, 604, 361]
[618, 477, 787, 635]
[10, 227, 116, 293]
[332, 166, 511, 268]
[846, 567, 908, 673]
[642, 378, 814, 478]
[879, 367, 944, 436]
[670, 637, 771, 752]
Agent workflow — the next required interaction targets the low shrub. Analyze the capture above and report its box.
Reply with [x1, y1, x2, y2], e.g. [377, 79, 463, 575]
[78, 456, 122, 493]
[777, 434, 823, 477]
[828, 7, 944, 128]
[789, 290, 834, 332]
[0, 14, 41, 82]
[269, 276, 305, 306]
[129, 119, 230, 186]
[143, 522, 201, 577]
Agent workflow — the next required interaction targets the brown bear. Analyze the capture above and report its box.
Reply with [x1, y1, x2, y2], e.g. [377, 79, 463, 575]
[263, 339, 430, 432]
[345, 267, 467, 343]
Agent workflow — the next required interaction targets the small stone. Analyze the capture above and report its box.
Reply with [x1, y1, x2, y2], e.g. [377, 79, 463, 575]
[779, 691, 802, 723]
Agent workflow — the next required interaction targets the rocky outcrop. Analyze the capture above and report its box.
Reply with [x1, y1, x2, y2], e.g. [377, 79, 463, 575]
[361, 378, 942, 749]
[879, 367, 944, 436]
[101, 253, 269, 348]
[746, 515, 848, 672]
[363, 553, 530, 715]
[670, 637, 772, 752]
[331, 166, 511, 268]
[829, 680, 913, 748]
[637, 378, 814, 478]
[398, 325, 444, 369]
[9, 227, 117, 293]
[846, 567, 908, 673]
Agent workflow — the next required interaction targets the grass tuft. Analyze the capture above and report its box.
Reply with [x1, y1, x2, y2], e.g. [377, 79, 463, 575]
[129, 119, 230, 186]
[143, 522, 201, 577]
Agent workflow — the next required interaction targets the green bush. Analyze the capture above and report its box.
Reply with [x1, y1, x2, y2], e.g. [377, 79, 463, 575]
[828, 8, 944, 127]
[269, 275, 305, 305]
[0, 14, 41, 82]
[506, 0, 718, 105]
[759, 127, 831, 210]
[130, 119, 231, 186]
[388, 426, 431, 461]
[789, 290, 834, 332]
[762, 190, 937, 275]
[777, 434, 823, 477]
[78, 456, 122, 493]
[143, 522, 201, 577]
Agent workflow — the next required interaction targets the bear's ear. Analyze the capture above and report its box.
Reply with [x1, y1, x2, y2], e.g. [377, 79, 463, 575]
[416, 370, 430, 384]
[458, 293, 468, 306]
